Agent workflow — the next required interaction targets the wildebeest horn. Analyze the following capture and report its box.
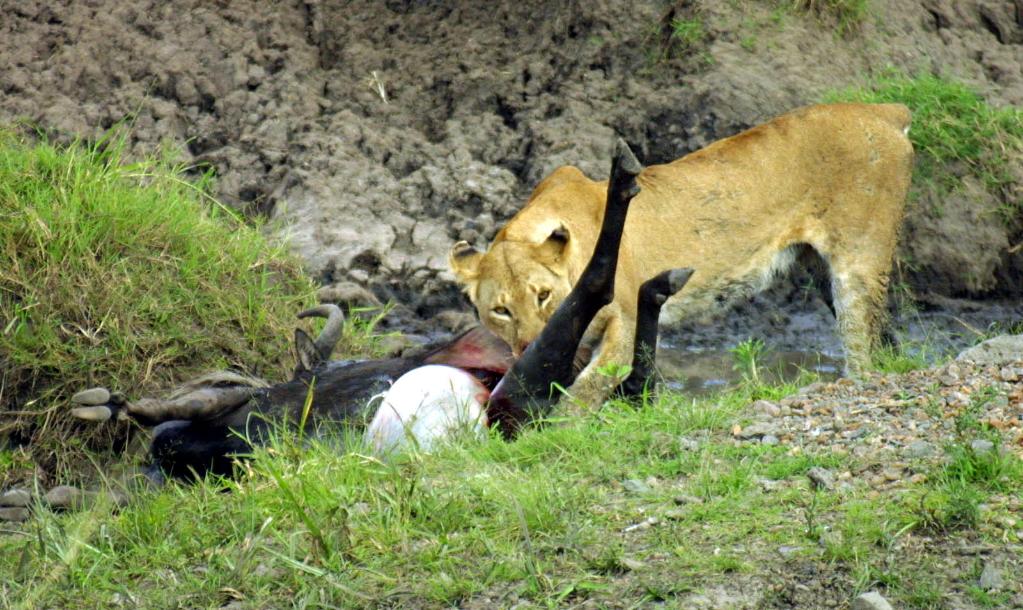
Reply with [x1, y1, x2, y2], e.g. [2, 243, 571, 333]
[297, 304, 345, 358]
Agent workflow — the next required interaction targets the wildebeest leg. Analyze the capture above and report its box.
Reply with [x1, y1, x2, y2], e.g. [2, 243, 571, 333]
[71, 382, 261, 427]
[488, 138, 642, 432]
[616, 267, 694, 399]
[148, 419, 262, 483]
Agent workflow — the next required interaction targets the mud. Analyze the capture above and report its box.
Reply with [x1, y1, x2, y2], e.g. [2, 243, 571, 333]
[1, 1, 1021, 325]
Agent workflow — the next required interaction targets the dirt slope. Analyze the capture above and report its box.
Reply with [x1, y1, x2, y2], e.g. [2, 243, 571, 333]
[2, 0, 1020, 321]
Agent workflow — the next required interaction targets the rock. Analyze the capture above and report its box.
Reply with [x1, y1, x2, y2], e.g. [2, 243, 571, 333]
[852, 591, 893, 610]
[971, 439, 996, 455]
[978, 562, 1004, 591]
[0, 507, 29, 522]
[957, 335, 1023, 366]
[620, 557, 646, 571]
[904, 440, 935, 459]
[752, 400, 781, 417]
[776, 545, 802, 559]
[998, 366, 1022, 382]
[734, 422, 777, 440]
[622, 479, 651, 494]
[761, 434, 779, 446]
[678, 436, 700, 452]
[44, 486, 87, 510]
[807, 467, 835, 491]
[673, 494, 705, 505]
[0, 488, 32, 507]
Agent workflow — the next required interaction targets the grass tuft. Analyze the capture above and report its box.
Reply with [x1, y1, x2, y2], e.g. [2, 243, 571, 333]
[0, 131, 319, 477]
[792, 0, 872, 35]
[826, 72, 1023, 220]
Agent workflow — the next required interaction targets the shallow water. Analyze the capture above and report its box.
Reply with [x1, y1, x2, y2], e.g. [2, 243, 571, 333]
[655, 346, 842, 395]
[655, 297, 1022, 393]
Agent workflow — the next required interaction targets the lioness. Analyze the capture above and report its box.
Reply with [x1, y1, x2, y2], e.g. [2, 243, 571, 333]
[450, 103, 914, 405]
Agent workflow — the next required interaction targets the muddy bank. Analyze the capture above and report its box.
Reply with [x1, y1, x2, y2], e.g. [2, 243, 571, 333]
[2, 0, 1021, 326]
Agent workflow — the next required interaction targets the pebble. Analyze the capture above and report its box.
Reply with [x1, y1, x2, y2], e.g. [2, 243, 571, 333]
[807, 467, 835, 491]
[978, 562, 1004, 591]
[622, 479, 651, 494]
[734, 422, 777, 440]
[678, 436, 700, 452]
[752, 400, 781, 417]
[673, 494, 705, 505]
[620, 557, 646, 571]
[904, 440, 934, 458]
[970, 439, 995, 455]
[852, 591, 893, 610]
[776, 545, 802, 559]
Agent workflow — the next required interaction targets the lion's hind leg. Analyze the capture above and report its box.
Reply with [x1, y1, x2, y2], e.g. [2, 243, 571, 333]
[824, 251, 895, 375]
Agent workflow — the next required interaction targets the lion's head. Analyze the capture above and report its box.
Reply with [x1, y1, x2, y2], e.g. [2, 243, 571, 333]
[449, 226, 578, 356]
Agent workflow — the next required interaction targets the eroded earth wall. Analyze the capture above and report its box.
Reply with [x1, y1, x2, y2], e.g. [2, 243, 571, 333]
[2, 0, 1021, 323]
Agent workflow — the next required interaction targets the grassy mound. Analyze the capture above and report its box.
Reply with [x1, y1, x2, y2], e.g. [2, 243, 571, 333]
[826, 72, 1023, 216]
[0, 132, 317, 477]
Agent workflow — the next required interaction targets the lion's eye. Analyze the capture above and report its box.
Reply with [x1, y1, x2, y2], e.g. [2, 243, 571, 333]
[537, 290, 551, 306]
[492, 306, 512, 318]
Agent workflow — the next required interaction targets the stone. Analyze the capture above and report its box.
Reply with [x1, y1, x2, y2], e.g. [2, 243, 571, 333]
[0, 488, 31, 507]
[904, 440, 935, 459]
[978, 562, 1004, 591]
[852, 591, 893, 610]
[44, 486, 87, 510]
[807, 467, 835, 491]
[620, 557, 646, 571]
[734, 422, 776, 440]
[971, 439, 995, 455]
[0, 507, 30, 522]
[776, 545, 802, 559]
[761, 434, 779, 446]
[752, 400, 781, 417]
[957, 335, 1023, 366]
[678, 436, 700, 452]
[622, 479, 651, 494]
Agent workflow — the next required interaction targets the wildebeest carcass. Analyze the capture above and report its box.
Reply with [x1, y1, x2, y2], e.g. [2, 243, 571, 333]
[71, 138, 693, 482]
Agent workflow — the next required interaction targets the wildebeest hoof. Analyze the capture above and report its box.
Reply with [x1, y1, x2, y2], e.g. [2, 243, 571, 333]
[72, 387, 111, 405]
[71, 405, 113, 422]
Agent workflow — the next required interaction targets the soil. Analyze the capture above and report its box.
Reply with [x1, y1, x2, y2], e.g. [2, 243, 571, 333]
[2, 0, 1021, 333]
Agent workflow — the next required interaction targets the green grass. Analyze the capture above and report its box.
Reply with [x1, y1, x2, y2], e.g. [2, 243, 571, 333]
[669, 17, 706, 50]
[826, 73, 1023, 220]
[787, 0, 871, 36]
[4, 371, 1018, 608]
[0, 131, 321, 476]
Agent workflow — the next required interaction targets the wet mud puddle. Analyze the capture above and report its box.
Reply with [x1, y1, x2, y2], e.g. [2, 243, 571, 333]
[654, 298, 1022, 394]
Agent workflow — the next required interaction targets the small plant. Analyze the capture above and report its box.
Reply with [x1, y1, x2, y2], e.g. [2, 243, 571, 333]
[792, 0, 871, 35]
[870, 342, 933, 374]
[670, 18, 706, 49]
[730, 338, 766, 385]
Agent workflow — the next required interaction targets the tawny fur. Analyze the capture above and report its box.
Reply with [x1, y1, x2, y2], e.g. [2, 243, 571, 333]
[449, 103, 914, 405]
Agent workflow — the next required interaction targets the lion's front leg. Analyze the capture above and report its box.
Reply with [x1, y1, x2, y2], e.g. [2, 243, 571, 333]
[563, 308, 635, 409]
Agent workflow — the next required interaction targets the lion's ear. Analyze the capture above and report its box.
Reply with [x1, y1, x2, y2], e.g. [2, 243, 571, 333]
[449, 240, 483, 283]
[536, 225, 570, 263]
